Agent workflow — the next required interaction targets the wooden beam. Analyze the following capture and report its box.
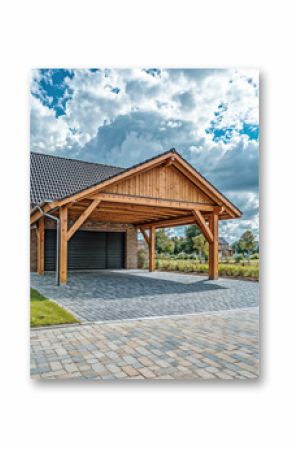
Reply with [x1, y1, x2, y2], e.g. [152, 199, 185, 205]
[163, 156, 175, 168]
[69, 206, 165, 221]
[67, 200, 100, 241]
[149, 226, 155, 272]
[139, 227, 149, 246]
[59, 206, 68, 284]
[192, 210, 213, 243]
[94, 203, 187, 217]
[208, 213, 219, 280]
[91, 192, 215, 211]
[69, 213, 156, 224]
[37, 217, 45, 275]
[137, 209, 232, 229]
[138, 214, 196, 229]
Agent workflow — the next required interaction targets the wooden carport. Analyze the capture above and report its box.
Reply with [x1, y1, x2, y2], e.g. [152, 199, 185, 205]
[30, 149, 241, 284]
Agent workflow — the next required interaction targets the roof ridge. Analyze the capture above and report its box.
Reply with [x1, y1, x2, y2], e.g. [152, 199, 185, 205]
[30, 151, 125, 170]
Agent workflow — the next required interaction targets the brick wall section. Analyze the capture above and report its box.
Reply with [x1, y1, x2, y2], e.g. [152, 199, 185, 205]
[125, 226, 137, 269]
[30, 228, 37, 272]
[30, 218, 138, 271]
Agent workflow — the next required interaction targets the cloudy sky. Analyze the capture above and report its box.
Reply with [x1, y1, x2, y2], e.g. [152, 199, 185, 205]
[30, 68, 259, 242]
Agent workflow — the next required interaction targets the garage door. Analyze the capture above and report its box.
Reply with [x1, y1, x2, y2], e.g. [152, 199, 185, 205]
[44, 230, 125, 271]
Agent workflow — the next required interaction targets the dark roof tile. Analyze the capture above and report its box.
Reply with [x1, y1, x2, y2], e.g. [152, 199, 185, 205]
[30, 152, 124, 204]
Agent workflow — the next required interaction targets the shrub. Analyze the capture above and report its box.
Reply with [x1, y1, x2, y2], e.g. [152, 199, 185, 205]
[155, 258, 259, 279]
[250, 253, 259, 260]
[234, 254, 243, 263]
[176, 252, 188, 260]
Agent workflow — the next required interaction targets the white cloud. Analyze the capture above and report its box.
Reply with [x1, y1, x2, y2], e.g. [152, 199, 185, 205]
[30, 68, 259, 155]
[30, 96, 71, 151]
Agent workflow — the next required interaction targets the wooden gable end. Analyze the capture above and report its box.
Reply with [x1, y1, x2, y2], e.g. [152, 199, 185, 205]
[103, 164, 215, 205]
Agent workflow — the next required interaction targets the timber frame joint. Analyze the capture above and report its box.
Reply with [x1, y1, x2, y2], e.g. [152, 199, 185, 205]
[67, 199, 100, 241]
[192, 210, 213, 243]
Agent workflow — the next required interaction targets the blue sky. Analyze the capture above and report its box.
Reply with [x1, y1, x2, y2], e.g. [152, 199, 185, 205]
[30, 68, 259, 242]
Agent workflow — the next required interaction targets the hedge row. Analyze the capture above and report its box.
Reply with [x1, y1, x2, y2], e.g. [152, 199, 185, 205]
[155, 259, 259, 279]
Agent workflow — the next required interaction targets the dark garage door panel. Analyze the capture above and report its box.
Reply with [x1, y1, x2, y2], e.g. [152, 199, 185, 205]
[107, 231, 125, 269]
[44, 230, 125, 271]
[68, 231, 107, 270]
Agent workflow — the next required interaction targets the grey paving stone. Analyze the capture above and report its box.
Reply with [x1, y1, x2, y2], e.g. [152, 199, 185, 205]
[31, 270, 258, 323]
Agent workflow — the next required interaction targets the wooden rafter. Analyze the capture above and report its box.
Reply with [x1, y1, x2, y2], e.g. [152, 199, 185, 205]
[192, 210, 213, 243]
[137, 214, 196, 229]
[163, 156, 175, 168]
[67, 200, 100, 241]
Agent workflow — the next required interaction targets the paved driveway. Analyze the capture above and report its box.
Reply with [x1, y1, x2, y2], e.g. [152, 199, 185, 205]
[31, 307, 259, 380]
[31, 270, 259, 322]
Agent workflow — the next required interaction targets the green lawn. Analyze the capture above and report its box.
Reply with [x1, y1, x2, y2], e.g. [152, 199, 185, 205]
[30, 288, 79, 328]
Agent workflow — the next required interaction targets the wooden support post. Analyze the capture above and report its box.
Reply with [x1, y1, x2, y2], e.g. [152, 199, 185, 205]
[149, 226, 155, 272]
[37, 217, 45, 275]
[59, 206, 68, 284]
[208, 213, 219, 280]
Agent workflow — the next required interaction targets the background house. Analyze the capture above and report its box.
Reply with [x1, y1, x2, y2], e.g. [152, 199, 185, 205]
[218, 237, 233, 258]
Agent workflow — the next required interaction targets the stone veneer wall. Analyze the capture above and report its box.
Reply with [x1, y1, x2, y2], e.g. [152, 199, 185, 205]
[30, 218, 137, 272]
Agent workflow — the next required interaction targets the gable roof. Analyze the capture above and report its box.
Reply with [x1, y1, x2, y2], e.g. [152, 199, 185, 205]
[30, 152, 124, 204]
[219, 237, 229, 245]
[30, 148, 242, 218]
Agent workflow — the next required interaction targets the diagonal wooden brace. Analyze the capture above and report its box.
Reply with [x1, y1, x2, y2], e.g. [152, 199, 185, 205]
[139, 227, 150, 246]
[192, 210, 213, 243]
[67, 200, 100, 241]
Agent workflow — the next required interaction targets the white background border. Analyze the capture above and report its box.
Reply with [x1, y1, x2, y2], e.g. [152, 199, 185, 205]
[0, 1, 289, 447]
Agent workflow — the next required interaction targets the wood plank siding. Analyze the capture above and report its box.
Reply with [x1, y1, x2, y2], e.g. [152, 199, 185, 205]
[104, 165, 214, 205]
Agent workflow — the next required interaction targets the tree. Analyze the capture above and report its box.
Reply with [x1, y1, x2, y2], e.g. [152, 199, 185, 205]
[231, 240, 242, 254]
[185, 224, 201, 240]
[172, 236, 187, 254]
[238, 231, 255, 255]
[155, 229, 175, 255]
[184, 224, 201, 253]
[192, 234, 209, 259]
